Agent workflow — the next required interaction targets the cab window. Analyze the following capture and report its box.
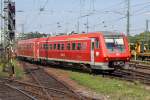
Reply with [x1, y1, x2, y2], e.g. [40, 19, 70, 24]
[95, 39, 99, 48]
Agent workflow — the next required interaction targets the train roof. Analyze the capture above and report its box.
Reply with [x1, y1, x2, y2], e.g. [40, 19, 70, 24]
[18, 31, 125, 43]
[99, 31, 124, 36]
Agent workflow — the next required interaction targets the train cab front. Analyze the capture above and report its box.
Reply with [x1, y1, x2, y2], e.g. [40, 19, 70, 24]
[103, 34, 131, 70]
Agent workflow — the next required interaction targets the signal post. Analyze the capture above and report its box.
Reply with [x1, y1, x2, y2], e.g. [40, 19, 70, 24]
[2, 0, 15, 77]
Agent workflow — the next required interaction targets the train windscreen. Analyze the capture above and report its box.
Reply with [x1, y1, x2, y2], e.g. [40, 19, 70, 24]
[104, 36, 125, 53]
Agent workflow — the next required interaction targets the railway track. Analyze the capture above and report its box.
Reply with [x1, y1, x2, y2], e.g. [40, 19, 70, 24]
[23, 60, 150, 86]
[21, 62, 85, 100]
[3, 60, 149, 100]
[101, 61, 150, 85]
[0, 61, 86, 100]
[130, 60, 150, 66]
[0, 80, 37, 100]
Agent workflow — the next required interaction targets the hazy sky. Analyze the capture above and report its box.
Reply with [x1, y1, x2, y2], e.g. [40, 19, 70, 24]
[15, 0, 150, 35]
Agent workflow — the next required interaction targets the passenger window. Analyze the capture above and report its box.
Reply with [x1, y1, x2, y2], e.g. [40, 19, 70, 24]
[67, 43, 70, 50]
[57, 44, 60, 50]
[61, 44, 64, 50]
[77, 43, 81, 50]
[72, 43, 76, 50]
[54, 44, 56, 50]
[49, 44, 52, 50]
[44, 44, 48, 49]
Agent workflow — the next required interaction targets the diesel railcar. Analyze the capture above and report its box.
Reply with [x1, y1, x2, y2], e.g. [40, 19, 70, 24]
[17, 31, 131, 71]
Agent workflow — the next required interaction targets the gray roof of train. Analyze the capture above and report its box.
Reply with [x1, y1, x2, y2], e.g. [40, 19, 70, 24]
[99, 31, 124, 36]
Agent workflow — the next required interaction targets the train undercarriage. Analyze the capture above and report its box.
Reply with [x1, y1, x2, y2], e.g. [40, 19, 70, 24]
[18, 56, 128, 74]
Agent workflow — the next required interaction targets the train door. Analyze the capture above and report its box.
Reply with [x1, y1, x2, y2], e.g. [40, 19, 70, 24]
[34, 42, 39, 61]
[91, 38, 95, 65]
[37, 42, 40, 60]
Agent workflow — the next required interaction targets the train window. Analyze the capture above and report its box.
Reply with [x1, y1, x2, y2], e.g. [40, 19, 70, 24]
[46, 44, 48, 49]
[77, 43, 81, 50]
[72, 43, 76, 50]
[44, 44, 48, 49]
[49, 44, 52, 50]
[92, 42, 94, 50]
[61, 44, 64, 50]
[57, 44, 60, 50]
[95, 40, 99, 48]
[67, 43, 70, 50]
[54, 44, 56, 50]
[43, 44, 45, 49]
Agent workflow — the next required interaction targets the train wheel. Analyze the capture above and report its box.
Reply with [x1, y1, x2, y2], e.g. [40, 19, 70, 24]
[91, 69, 97, 73]
[108, 70, 115, 74]
[80, 64, 92, 73]
[141, 57, 145, 61]
[41, 60, 47, 66]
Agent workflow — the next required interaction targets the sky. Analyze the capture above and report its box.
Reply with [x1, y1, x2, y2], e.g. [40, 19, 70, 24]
[15, 0, 150, 35]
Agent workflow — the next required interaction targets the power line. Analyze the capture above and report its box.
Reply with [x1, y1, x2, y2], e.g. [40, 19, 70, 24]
[99, 0, 125, 11]
[133, 4, 150, 15]
[111, 1, 150, 12]
[131, 1, 150, 7]
[40, 0, 49, 11]
[126, 0, 130, 36]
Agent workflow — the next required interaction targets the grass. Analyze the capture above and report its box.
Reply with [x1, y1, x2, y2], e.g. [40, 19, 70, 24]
[0, 60, 24, 79]
[69, 71, 150, 100]
[0, 63, 9, 77]
[12, 60, 25, 79]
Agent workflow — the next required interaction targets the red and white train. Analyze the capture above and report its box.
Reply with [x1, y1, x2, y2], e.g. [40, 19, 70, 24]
[17, 31, 131, 71]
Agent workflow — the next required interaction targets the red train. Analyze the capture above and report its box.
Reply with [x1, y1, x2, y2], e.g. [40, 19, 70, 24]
[17, 31, 131, 71]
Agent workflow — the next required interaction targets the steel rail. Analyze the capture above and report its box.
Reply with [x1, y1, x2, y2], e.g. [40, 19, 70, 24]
[27, 68, 53, 100]
[5, 83, 38, 100]
[3, 78, 73, 95]
[24, 63, 85, 100]
[41, 67, 86, 100]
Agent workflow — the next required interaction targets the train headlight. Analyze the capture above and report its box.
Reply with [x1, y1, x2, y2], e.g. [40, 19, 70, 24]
[105, 57, 109, 61]
[127, 57, 129, 60]
[96, 52, 99, 57]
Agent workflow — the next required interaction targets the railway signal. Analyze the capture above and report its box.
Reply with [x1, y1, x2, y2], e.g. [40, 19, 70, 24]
[2, 0, 16, 77]
[8, 1, 15, 39]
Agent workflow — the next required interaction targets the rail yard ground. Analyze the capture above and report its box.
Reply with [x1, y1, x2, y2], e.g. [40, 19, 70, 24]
[0, 60, 150, 100]
[0, 60, 24, 78]
[45, 67, 150, 100]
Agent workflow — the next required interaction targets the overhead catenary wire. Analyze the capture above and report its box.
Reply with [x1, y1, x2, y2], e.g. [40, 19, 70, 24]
[18, 0, 150, 34]
[24, 0, 127, 33]
[40, 0, 49, 11]
[25, 0, 50, 32]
